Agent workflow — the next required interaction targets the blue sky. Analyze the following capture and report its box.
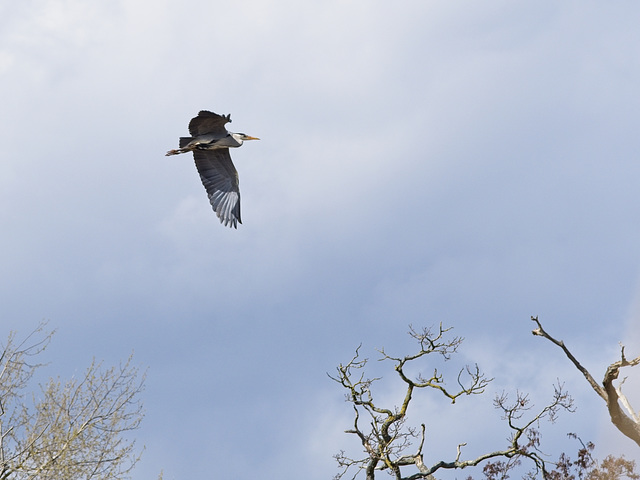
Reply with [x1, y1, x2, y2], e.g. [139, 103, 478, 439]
[2, 1, 640, 478]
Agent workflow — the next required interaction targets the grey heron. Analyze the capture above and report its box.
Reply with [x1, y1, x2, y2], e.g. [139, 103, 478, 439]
[166, 110, 259, 228]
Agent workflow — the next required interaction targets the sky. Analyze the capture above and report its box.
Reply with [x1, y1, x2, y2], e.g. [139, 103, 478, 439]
[1, 1, 640, 479]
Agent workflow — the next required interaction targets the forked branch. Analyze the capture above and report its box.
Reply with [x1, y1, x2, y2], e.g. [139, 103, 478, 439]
[531, 315, 640, 447]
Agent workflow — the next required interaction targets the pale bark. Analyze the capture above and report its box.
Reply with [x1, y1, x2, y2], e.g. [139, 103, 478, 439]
[531, 315, 640, 447]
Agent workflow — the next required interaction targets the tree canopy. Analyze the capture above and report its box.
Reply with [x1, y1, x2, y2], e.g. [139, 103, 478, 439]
[0, 323, 145, 480]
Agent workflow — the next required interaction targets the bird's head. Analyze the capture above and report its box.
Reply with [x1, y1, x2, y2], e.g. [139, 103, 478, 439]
[231, 132, 260, 144]
[238, 133, 260, 141]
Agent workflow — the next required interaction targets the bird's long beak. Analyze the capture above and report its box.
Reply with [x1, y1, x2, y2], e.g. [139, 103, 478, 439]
[246, 136, 260, 141]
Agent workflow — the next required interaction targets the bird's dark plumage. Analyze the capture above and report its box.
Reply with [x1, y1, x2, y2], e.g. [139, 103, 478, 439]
[166, 110, 258, 229]
[188, 111, 231, 137]
[193, 149, 241, 228]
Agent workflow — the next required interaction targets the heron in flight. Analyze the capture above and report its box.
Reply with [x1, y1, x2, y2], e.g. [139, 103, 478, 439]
[166, 110, 259, 228]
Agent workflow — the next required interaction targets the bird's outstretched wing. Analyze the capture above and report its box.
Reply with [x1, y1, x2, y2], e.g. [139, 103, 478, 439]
[193, 149, 241, 228]
[188, 111, 231, 137]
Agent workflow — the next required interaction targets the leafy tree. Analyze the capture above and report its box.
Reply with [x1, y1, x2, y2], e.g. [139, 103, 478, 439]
[0, 323, 145, 479]
[480, 434, 639, 480]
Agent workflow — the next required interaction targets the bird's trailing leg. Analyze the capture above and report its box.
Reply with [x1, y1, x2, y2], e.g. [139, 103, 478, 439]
[165, 148, 190, 156]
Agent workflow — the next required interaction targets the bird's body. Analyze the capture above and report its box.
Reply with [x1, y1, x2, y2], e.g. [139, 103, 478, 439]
[166, 110, 259, 228]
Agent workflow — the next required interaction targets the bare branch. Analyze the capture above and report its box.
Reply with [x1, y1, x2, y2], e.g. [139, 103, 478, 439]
[530, 316, 605, 400]
[0, 325, 145, 480]
[616, 377, 640, 424]
[334, 325, 574, 480]
[531, 315, 640, 447]
[455, 443, 467, 462]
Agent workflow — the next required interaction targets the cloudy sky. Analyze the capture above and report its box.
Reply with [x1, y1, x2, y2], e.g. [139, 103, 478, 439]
[2, 1, 640, 478]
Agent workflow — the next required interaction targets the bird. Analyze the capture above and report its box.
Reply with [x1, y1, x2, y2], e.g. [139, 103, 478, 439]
[166, 110, 259, 228]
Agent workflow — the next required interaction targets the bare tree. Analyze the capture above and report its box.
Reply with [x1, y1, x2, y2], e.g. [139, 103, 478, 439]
[330, 325, 574, 480]
[0, 323, 145, 479]
[531, 316, 640, 448]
